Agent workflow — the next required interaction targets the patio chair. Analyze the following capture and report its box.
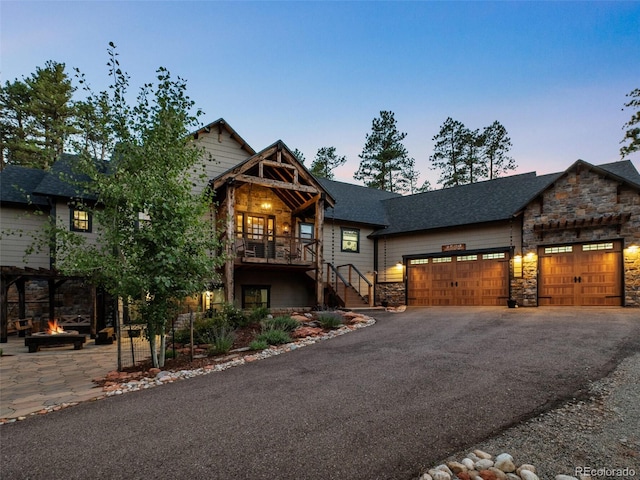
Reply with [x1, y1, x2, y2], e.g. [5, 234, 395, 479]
[236, 238, 257, 257]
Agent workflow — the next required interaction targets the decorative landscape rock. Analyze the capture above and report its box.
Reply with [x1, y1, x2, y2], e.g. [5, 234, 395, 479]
[518, 470, 539, 480]
[494, 453, 516, 473]
[475, 459, 494, 470]
[421, 451, 576, 480]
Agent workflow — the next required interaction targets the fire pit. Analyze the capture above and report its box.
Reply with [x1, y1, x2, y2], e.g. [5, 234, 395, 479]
[24, 319, 87, 353]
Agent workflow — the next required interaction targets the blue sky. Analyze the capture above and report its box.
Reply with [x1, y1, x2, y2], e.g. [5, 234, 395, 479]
[2, 1, 639, 187]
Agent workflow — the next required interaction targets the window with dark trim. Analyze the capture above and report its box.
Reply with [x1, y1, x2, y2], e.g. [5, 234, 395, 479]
[70, 207, 92, 232]
[242, 285, 270, 309]
[341, 228, 360, 253]
[299, 222, 314, 240]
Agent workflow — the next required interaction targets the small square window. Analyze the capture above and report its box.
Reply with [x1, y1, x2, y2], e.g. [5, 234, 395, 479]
[341, 228, 360, 253]
[70, 208, 92, 232]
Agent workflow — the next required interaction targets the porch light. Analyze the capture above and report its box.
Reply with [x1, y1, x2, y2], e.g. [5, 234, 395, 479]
[261, 202, 272, 211]
[513, 255, 523, 278]
[396, 261, 404, 268]
[625, 244, 639, 254]
[283, 222, 290, 235]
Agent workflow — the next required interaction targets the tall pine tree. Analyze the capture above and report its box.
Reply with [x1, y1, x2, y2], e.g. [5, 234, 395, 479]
[429, 117, 467, 188]
[310, 146, 346, 179]
[354, 110, 416, 193]
[481, 120, 515, 179]
[0, 61, 76, 170]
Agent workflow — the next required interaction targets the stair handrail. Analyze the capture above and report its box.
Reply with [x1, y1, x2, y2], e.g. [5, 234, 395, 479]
[336, 264, 373, 305]
[326, 262, 350, 306]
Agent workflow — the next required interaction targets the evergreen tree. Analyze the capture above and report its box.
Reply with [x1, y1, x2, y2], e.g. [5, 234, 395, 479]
[429, 117, 467, 187]
[481, 120, 516, 179]
[461, 128, 486, 184]
[0, 61, 76, 170]
[620, 88, 640, 158]
[310, 146, 346, 179]
[430, 118, 516, 187]
[354, 110, 416, 193]
[291, 148, 306, 164]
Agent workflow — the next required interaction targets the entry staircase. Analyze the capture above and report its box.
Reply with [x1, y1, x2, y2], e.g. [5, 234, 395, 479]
[300, 244, 372, 308]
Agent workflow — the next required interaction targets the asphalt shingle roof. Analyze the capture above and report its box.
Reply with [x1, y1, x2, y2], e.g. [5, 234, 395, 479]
[317, 177, 401, 226]
[0, 165, 49, 207]
[32, 154, 97, 201]
[597, 159, 640, 186]
[371, 172, 562, 237]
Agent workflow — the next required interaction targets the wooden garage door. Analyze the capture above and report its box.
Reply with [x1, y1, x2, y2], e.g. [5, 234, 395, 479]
[407, 253, 509, 306]
[538, 241, 622, 306]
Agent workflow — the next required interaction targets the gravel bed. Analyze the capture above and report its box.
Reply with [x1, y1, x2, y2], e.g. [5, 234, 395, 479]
[428, 352, 640, 480]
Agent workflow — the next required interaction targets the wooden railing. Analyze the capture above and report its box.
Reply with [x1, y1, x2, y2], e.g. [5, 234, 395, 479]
[234, 233, 317, 263]
[337, 264, 373, 306]
[325, 263, 372, 307]
[326, 263, 351, 307]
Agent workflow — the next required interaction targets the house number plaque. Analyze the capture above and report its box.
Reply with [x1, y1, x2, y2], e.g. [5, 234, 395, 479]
[442, 243, 466, 252]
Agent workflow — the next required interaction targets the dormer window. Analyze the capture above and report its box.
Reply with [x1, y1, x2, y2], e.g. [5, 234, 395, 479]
[70, 208, 92, 232]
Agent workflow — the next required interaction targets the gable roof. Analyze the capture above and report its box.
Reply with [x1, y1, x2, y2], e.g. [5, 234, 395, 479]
[579, 159, 640, 188]
[211, 140, 335, 210]
[193, 118, 256, 156]
[0, 165, 49, 207]
[317, 177, 401, 227]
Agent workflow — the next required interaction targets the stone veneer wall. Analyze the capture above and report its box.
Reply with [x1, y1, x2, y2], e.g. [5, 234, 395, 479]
[624, 249, 640, 306]
[6, 279, 94, 331]
[376, 282, 405, 306]
[519, 167, 640, 307]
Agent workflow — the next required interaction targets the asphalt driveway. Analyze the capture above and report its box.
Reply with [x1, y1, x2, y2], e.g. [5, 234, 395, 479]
[2, 307, 639, 480]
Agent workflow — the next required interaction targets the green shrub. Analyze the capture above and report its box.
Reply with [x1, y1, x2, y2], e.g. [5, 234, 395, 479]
[261, 315, 299, 332]
[219, 303, 249, 328]
[249, 339, 269, 351]
[204, 326, 236, 355]
[192, 316, 227, 344]
[318, 312, 343, 329]
[165, 349, 179, 359]
[172, 327, 192, 344]
[255, 329, 291, 345]
[249, 306, 270, 323]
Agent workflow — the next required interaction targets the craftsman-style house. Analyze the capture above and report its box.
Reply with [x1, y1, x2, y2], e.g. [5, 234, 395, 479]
[2, 118, 640, 341]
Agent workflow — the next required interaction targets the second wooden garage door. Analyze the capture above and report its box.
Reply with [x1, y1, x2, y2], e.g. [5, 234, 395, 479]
[407, 252, 509, 306]
[538, 241, 622, 306]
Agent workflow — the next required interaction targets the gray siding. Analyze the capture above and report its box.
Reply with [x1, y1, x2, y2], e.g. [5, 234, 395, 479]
[192, 131, 252, 196]
[378, 222, 519, 282]
[322, 222, 376, 293]
[234, 270, 315, 309]
[0, 207, 50, 269]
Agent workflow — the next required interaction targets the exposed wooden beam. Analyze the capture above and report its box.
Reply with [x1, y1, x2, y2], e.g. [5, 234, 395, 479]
[261, 160, 296, 171]
[235, 174, 318, 194]
[292, 194, 320, 217]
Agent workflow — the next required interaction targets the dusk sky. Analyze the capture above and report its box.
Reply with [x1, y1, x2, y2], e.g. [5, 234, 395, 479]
[2, 1, 639, 187]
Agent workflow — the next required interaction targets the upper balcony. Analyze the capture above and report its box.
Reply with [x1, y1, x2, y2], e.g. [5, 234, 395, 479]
[234, 233, 317, 268]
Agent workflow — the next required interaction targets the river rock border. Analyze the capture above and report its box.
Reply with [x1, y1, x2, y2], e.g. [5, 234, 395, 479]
[421, 450, 589, 480]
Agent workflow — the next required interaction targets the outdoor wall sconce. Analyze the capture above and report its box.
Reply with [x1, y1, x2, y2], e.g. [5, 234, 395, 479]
[283, 222, 290, 235]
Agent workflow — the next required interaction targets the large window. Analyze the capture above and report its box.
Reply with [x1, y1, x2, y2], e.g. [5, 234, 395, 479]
[236, 213, 274, 240]
[70, 208, 92, 232]
[242, 285, 270, 309]
[341, 228, 360, 253]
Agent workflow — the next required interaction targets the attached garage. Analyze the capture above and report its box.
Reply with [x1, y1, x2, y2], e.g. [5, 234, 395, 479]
[407, 251, 510, 306]
[538, 241, 623, 306]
